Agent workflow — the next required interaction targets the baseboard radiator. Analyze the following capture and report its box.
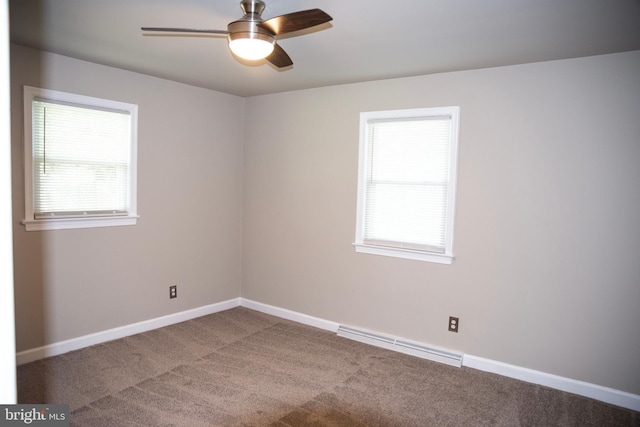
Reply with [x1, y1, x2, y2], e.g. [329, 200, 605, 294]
[337, 325, 463, 368]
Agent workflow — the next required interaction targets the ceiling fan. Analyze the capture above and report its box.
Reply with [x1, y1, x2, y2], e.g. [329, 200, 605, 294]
[141, 0, 332, 68]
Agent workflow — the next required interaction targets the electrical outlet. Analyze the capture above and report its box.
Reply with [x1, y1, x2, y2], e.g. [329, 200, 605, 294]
[448, 316, 459, 333]
[169, 285, 177, 299]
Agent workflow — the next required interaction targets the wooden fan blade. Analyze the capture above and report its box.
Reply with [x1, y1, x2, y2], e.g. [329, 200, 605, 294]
[141, 27, 228, 35]
[266, 44, 293, 68]
[260, 9, 332, 35]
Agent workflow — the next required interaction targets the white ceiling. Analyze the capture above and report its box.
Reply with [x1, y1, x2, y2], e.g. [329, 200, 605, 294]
[9, 0, 640, 97]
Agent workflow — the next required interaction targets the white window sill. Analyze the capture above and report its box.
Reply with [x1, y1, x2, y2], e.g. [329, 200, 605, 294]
[353, 243, 453, 264]
[22, 215, 139, 231]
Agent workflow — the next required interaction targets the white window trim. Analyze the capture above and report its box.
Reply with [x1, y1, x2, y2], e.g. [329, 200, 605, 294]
[22, 86, 139, 231]
[353, 106, 460, 264]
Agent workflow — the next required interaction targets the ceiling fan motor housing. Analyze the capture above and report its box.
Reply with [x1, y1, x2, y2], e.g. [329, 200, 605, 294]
[239, 0, 266, 16]
[227, 0, 274, 46]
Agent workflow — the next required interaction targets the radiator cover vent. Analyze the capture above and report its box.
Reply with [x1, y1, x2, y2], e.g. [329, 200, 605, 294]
[337, 325, 463, 367]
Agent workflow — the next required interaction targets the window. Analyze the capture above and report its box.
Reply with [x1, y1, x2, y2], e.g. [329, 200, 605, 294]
[22, 86, 138, 231]
[354, 107, 460, 264]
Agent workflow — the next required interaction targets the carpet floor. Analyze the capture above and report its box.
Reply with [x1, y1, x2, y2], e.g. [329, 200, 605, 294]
[17, 307, 639, 426]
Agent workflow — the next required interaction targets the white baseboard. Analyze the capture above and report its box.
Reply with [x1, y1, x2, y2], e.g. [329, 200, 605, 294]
[239, 298, 340, 332]
[15, 298, 241, 365]
[15, 297, 640, 412]
[463, 355, 640, 412]
[238, 301, 639, 411]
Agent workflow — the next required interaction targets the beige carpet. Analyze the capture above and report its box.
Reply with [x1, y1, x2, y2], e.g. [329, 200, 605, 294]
[17, 307, 639, 426]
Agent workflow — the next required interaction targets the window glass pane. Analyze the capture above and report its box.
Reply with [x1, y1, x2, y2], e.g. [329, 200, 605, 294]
[368, 118, 451, 183]
[355, 107, 459, 262]
[362, 116, 452, 251]
[31, 99, 131, 215]
[364, 182, 448, 251]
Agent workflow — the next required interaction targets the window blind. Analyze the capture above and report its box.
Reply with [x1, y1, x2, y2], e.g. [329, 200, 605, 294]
[363, 116, 452, 253]
[31, 98, 132, 218]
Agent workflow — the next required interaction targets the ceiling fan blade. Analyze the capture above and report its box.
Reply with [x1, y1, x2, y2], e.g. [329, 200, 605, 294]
[266, 44, 293, 68]
[141, 27, 228, 35]
[260, 9, 332, 35]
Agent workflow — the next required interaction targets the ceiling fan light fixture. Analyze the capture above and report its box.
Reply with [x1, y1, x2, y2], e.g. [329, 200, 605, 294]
[228, 32, 275, 60]
[142, 0, 332, 68]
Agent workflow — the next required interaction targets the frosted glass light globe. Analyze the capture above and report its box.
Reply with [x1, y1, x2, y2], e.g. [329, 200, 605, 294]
[229, 37, 274, 60]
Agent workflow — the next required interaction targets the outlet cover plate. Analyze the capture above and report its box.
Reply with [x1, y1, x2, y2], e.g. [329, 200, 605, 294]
[448, 316, 459, 333]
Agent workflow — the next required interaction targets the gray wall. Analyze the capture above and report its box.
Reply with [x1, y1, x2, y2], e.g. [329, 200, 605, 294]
[1, 0, 17, 403]
[10, 43, 640, 396]
[10, 44, 244, 352]
[242, 51, 640, 395]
